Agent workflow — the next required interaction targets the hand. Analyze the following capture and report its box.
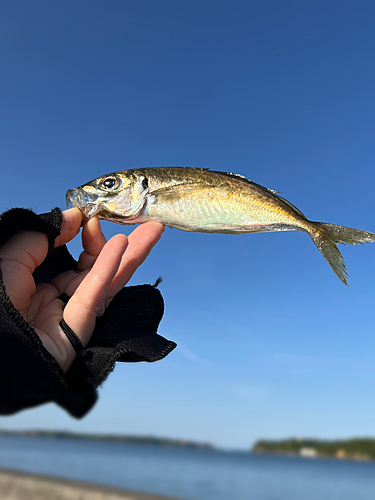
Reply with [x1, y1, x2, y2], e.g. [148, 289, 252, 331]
[0, 208, 164, 372]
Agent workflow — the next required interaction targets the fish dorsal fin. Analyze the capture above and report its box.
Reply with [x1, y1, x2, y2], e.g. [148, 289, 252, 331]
[159, 166, 209, 171]
[212, 170, 307, 218]
[273, 194, 307, 219]
[210, 170, 279, 194]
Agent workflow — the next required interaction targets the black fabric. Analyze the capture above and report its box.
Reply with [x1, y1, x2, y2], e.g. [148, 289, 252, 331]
[0, 208, 61, 252]
[0, 207, 176, 418]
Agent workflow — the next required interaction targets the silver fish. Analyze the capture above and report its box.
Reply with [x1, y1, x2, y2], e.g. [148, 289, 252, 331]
[66, 167, 375, 285]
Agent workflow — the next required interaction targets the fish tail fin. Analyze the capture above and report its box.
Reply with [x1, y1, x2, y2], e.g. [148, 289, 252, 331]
[307, 222, 375, 286]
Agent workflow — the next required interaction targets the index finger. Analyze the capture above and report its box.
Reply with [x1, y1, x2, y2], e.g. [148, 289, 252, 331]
[76, 216, 108, 272]
[54, 208, 85, 248]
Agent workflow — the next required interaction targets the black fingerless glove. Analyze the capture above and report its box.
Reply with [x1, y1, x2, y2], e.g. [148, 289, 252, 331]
[0, 208, 176, 418]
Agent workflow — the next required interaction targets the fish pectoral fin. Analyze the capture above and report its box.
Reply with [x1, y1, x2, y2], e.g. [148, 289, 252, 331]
[149, 182, 204, 203]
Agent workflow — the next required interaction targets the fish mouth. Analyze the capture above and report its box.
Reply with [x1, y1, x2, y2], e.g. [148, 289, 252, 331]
[66, 188, 100, 218]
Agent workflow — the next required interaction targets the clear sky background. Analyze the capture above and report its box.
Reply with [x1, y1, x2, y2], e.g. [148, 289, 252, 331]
[1, 0, 375, 450]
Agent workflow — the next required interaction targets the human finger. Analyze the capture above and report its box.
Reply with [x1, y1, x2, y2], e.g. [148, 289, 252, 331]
[106, 221, 164, 300]
[77, 216, 108, 271]
[62, 234, 128, 348]
[54, 208, 84, 248]
[55, 218, 120, 294]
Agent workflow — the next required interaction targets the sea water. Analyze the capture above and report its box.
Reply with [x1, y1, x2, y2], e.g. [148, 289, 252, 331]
[0, 435, 374, 500]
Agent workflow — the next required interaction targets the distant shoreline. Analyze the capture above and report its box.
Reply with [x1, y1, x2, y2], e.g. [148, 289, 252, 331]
[0, 468, 181, 500]
[0, 429, 213, 450]
[252, 438, 375, 462]
[253, 449, 373, 462]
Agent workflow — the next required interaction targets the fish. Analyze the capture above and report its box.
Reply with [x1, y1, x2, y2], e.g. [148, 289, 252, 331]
[66, 167, 375, 285]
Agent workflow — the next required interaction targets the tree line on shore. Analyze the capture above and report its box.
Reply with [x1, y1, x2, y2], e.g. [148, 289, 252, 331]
[0, 429, 213, 449]
[252, 438, 375, 460]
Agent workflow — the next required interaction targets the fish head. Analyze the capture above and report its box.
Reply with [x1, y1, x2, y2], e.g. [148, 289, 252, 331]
[66, 170, 149, 221]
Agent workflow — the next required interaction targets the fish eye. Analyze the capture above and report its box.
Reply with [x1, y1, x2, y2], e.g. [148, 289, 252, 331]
[100, 176, 120, 191]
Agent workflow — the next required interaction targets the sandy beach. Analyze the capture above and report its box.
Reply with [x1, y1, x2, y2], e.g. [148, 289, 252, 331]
[0, 469, 181, 500]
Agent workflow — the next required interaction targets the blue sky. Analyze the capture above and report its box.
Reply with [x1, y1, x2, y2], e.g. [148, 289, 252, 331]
[1, 0, 375, 449]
